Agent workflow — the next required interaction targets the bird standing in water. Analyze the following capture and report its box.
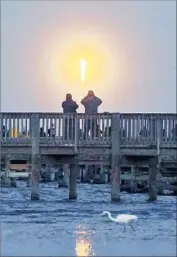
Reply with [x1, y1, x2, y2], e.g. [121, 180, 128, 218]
[101, 211, 137, 232]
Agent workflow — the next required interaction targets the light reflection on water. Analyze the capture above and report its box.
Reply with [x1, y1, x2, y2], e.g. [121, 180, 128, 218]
[75, 225, 95, 256]
[1, 182, 176, 256]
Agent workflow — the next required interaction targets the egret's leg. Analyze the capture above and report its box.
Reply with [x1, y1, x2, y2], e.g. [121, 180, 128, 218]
[123, 224, 126, 233]
[129, 223, 135, 231]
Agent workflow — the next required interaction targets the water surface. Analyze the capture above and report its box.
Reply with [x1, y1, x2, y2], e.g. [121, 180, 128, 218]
[1, 182, 176, 256]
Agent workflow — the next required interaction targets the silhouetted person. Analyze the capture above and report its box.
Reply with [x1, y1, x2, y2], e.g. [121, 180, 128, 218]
[140, 126, 150, 137]
[40, 127, 46, 137]
[2, 125, 9, 137]
[171, 124, 177, 138]
[81, 90, 102, 139]
[2, 126, 6, 137]
[152, 118, 156, 141]
[62, 94, 78, 140]
[161, 128, 166, 138]
[21, 127, 27, 137]
[48, 124, 55, 138]
[104, 126, 111, 138]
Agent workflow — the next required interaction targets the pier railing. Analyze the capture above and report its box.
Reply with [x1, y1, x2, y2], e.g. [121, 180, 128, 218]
[0, 113, 176, 147]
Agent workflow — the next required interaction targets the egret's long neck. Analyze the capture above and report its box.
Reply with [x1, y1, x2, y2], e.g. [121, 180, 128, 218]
[107, 212, 115, 222]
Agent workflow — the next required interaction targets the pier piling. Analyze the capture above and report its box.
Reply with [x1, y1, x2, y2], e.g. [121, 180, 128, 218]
[69, 163, 77, 200]
[111, 114, 121, 202]
[63, 164, 69, 187]
[148, 157, 157, 201]
[26, 166, 32, 187]
[130, 165, 137, 193]
[31, 114, 40, 200]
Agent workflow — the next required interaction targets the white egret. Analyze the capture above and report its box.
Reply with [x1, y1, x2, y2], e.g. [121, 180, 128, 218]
[101, 211, 137, 232]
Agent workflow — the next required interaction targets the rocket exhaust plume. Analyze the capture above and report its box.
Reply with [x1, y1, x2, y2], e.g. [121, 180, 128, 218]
[80, 59, 87, 83]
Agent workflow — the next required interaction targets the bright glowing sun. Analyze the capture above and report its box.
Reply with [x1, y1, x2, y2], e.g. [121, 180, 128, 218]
[80, 59, 87, 83]
[38, 30, 124, 99]
[45, 36, 114, 88]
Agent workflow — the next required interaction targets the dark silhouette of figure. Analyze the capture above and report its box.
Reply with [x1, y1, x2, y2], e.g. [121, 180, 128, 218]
[40, 127, 46, 137]
[48, 124, 55, 138]
[104, 126, 111, 138]
[2, 125, 9, 137]
[140, 126, 150, 137]
[2, 126, 6, 137]
[171, 124, 177, 139]
[161, 128, 166, 139]
[62, 94, 78, 140]
[81, 90, 102, 139]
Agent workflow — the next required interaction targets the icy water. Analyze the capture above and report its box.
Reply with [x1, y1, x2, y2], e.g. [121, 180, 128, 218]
[1, 182, 176, 256]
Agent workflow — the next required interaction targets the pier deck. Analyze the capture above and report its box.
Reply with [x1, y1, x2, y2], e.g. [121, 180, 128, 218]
[1, 112, 176, 167]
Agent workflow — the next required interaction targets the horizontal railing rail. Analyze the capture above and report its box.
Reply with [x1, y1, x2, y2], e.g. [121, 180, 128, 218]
[0, 113, 176, 147]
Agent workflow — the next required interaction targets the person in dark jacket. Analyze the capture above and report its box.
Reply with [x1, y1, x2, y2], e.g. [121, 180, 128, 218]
[40, 127, 46, 137]
[48, 124, 55, 138]
[62, 94, 78, 140]
[2, 125, 9, 138]
[81, 90, 102, 139]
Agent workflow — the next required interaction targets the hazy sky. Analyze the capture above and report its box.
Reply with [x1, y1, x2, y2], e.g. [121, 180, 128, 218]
[1, 0, 176, 113]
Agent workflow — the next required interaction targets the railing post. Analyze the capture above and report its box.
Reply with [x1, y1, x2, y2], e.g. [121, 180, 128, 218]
[156, 116, 161, 176]
[0, 113, 2, 176]
[74, 115, 78, 153]
[111, 113, 121, 202]
[0, 113, 2, 137]
[31, 113, 40, 200]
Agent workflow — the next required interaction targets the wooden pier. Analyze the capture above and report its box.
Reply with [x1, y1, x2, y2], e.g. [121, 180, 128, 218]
[1, 112, 177, 200]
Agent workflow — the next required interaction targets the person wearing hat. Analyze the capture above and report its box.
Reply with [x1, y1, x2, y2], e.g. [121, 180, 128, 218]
[62, 93, 78, 140]
[81, 90, 102, 139]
